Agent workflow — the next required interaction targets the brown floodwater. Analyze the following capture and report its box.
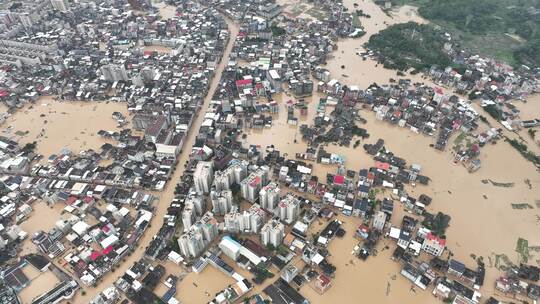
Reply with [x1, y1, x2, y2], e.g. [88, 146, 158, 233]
[74, 12, 240, 304]
[0, 97, 128, 158]
[239, 1, 540, 302]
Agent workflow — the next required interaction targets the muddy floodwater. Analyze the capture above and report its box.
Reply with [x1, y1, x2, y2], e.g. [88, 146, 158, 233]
[0, 96, 128, 159]
[9, 1, 539, 304]
[241, 0, 540, 303]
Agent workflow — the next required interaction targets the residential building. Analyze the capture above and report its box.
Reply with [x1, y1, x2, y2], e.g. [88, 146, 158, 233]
[210, 190, 234, 215]
[276, 194, 300, 224]
[259, 181, 280, 211]
[261, 219, 285, 247]
[100, 64, 128, 82]
[421, 232, 446, 257]
[178, 228, 206, 258]
[373, 211, 387, 231]
[241, 166, 269, 203]
[50, 0, 69, 12]
[194, 161, 214, 194]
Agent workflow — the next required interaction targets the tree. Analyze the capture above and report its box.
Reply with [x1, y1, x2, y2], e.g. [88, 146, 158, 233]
[22, 141, 37, 153]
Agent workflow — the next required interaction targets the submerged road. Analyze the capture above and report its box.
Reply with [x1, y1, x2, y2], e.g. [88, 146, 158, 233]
[76, 14, 239, 302]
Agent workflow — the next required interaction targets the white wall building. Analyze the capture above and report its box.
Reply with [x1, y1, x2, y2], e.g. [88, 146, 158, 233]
[194, 161, 214, 194]
[259, 181, 280, 211]
[261, 219, 285, 247]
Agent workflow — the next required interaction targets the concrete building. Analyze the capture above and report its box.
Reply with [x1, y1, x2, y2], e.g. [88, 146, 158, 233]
[241, 166, 269, 203]
[181, 193, 205, 232]
[259, 181, 280, 211]
[261, 219, 285, 247]
[50, 0, 69, 12]
[219, 236, 242, 261]
[257, 3, 282, 20]
[178, 228, 206, 258]
[100, 64, 128, 82]
[276, 194, 300, 225]
[194, 161, 214, 194]
[210, 189, 234, 215]
[421, 233, 446, 257]
[373, 211, 387, 231]
[197, 211, 218, 244]
[178, 212, 217, 258]
[224, 204, 266, 234]
[267, 69, 282, 92]
[213, 159, 249, 191]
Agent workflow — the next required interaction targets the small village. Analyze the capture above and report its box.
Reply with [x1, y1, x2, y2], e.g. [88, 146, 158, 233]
[0, 0, 539, 304]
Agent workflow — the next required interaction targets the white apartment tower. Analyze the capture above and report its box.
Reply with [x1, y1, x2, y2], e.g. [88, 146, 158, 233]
[241, 166, 269, 203]
[100, 64, 128, 82]
[276, 194, 300, 224]
[213, 160, 248, 191]
[261, 218, 285, 247]
[259, 181, 280, 211]
[210, 190, 234, 215]
[194, 161, 214, 194]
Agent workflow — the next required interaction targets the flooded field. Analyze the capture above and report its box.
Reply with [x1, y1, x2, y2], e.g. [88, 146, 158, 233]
[19, 201, 65, 256]
[301, 213, 435, 303]
[0, 96, 128, 159]
[18, 269, 60, 304]
[325, 1, 428, 88]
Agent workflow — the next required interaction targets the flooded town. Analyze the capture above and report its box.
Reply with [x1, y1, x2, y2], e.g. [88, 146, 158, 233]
[0, 0, 539, 304]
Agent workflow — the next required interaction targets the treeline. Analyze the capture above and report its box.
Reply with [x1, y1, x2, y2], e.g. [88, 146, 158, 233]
[366, 22, 452, 71]
[388, 0, 540, 67]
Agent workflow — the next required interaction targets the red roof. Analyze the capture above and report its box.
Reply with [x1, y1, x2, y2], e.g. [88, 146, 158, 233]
[249, 176, 261, 187]
[65, 196, 78, 205]
[235, 79, 252, 87]
[333, 175, 344, 185]
[90, 251, 101, 261]
[317, 274, 331, 286]
[0, 90, 8, 97]
[375, 161, 390, 170]
[102, 245, 114, 255]
[426, 232, 446, 246]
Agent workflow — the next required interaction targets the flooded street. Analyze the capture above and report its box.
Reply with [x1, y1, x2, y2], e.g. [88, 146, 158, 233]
[9, 1, 537, 303]
[240, 0, 540, 302]
[74, 9, 240, 303]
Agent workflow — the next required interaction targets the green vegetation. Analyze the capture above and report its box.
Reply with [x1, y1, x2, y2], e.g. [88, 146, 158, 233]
[306, 7, 327, 20]
[382, 0, 540, 67]
[422, 212, 451, 237]
[366, 22, 452, 71]
[271, 25, 286, 37]
[253, 266, 275, 284]
[528, 129, 537, 140]
[276, 245, 290, 256]
[505, 137, 540, 166]
[483, 104, 503, 121]
[516, 238, 530, 264]
[351, 125, 369, 138]
[22, 141, 37, 153]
